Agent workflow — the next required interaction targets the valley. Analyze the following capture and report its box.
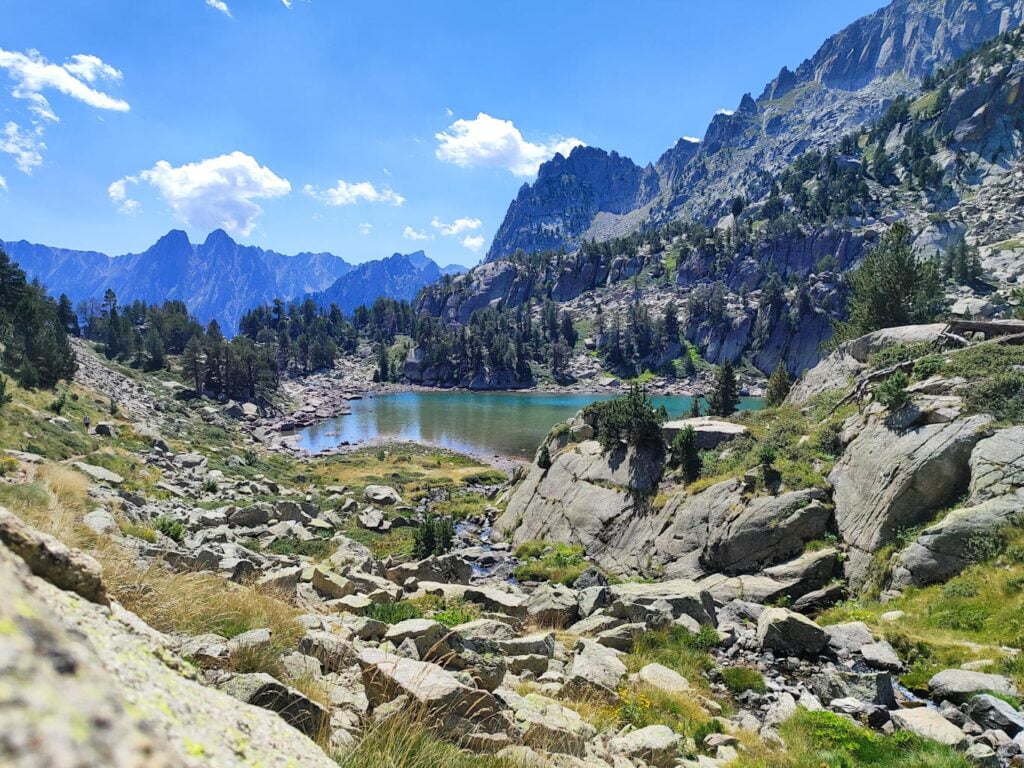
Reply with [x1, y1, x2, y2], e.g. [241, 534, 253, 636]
[2, 0, 1024, 767]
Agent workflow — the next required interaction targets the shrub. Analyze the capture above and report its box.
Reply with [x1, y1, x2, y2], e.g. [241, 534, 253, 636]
[266, 535, 335, 560]
[431, 598, 480, 627]
[413, 514, 455, 558]
[513, 541, 588, 585]
[537, 443, 552, 469]
[964, 372, 1024, 422]
[363, 600, 425, 624]
[202, 476, 219, 493]
[875, 370, 910, 410]
[153, 516, 185, 543]
[0, 374, 11, 411]
[583, 384, 667, 452]
[0, 456, 18, 476]
[721, 665, 766, 694]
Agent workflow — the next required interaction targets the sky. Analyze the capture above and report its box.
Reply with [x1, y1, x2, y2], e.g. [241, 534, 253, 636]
[0, 0, 885, 267]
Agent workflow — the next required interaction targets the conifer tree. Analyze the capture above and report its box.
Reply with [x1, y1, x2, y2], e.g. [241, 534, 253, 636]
[181, 334, 205, 393]
[708, 360, 739, 417]
[765, 363, 792, 407]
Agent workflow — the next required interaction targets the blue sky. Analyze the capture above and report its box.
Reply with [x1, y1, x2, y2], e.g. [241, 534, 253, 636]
[0, 0, 884, 266]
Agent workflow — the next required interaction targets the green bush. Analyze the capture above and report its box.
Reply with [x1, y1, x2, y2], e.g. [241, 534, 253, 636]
[266, 535, 335, 560]
[875, 370, 910, 410]
[513, 541, 588, 585]
[670, 426, 701, 483]
[964, 372, 1024, 423]
[413, 515, 456, 558]
[153, 516, 185, 543]
[721, 665, 766, 694]
[363, 600, 425, 624]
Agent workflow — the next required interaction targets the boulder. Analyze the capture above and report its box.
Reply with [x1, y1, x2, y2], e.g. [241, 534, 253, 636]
[810, 668, 896, 708]
[71, 461, 125, 486]
[928, 669, 1018, 704]
[565, 640, 627, 697]
[501, 691, 595, 756]
[861, 641, 902, 672]
[363, 485, 402, 506]
[662, 417, 750, 450]
[383, 619, 450, 658]
[609, 724, 681, 768]
[312, 567, 355, 600]
[828, 415, 991, 585]
[891, 707, 966, 747]
[635, 663, 690, 696]
[966, 694, 1024, 736]
[756, 607, 828, 657]
[526, 583, 579, 628]
[969, 427, 1024, 501]
[605, 580, 717, 626]
[220, 673, 330, 738]
[824, 621, 874, 654]
[357, 649, 505, 729]
[0, 508, 108, 605]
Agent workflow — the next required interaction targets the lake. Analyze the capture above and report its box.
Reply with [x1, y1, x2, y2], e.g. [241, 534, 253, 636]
[296, 391, 764, 460]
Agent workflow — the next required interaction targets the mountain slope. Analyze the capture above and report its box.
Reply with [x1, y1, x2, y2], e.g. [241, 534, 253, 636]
[308, 251, 465, 315]
[487, 0, 1024, 259]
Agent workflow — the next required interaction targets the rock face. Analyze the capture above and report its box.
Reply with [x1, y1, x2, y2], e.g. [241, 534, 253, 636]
[0, 538, 336, 768]
[486, 146, 664, 261]
[828, 415, 991, 585]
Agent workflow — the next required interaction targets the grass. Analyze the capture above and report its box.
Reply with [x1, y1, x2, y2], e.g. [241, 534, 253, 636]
[820, 528, 1024, 692]
[334, 715, 524, 768]
[513, 541, 589, 585]
[722, 666, 767, 694]
[0, 461, 303, 679]
[264, 534, 337, 560]
[362, 595, 480, 627]
[731, 708, 971, 768]
[623, 625, 719, 695]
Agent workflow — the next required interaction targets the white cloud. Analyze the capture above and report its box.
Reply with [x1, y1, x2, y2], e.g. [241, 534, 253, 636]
[1, 122, 45, 174]
[304, 179, 404, 207]
[461, 235, 485, 253]
[403, 226, 431, 241]
[715, 108, 735, 116]
[110, 151, 290, 236]
[431, 216, 481, 236]
[681, 136, 701, 143]
[281, 0, 293, 6]
[0, 47, 129, 121]
[0, 173, 7, 191]
[445, 107, 454, 117]
[358, 222, 373, 235]
[205, 0, 231, 15]
[435, 112, 584, 177]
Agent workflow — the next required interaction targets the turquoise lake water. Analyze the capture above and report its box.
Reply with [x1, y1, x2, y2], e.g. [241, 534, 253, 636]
[296, 391, 763, 459]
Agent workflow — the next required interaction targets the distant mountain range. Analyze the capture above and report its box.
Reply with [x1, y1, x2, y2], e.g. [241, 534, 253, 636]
[1, 229, 464, 333]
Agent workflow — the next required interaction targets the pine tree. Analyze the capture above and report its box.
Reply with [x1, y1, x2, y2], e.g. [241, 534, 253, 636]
[144, 327, 166, 371]
[689, 396, 702, 418]
[376, 343, 390, 383]
[56, 294, 79, 337]
[707, 360, 739, 417]
[765, 363, 792, 407]
[0, 374, 11, 411]
[181, 335, 205, 393]
[835, 222, 945, 342]
[670, 425, 702, 483]
[537, 443, 552, 469]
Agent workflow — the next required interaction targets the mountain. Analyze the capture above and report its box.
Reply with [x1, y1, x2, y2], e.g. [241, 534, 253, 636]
[308, 250, 466, 315]
[487, 0, 1024, 260]
[1, 231, 460, 334]
[417, 5, 1024, 384]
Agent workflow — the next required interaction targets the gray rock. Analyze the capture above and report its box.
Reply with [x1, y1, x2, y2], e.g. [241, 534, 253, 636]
[363, 485, 402, 506]
[824, 621, 874, 654]
[71, 461, 125, 486]
[810, 668, 896, 708]
[757, 607, 828, 657]
[383, 619, 450, 658]
[220, 672, 329, 738]
[891, 707, 966, 747]
[861, 641, 902, 672]
[500, 691, 595, 756]
[0, 508, 109, 605]
[929, 669, 1018, 704]
[829, 415, 991, 586]
[967, 694, 1024, 736]
[565, 640, 627, 697]
[609, 724, 681, 768]
[526, 582, 579, 628]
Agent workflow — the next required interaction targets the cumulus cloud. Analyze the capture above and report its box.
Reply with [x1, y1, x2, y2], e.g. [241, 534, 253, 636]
[461, 235, 485, 252]
[304, 180, 405, 207]
[431, 216, 481, 236]
[681, 136, 701, 143]
[715, 108, 735, 116]
[205, 0, 231, 16]
[358, 222, 373, 235]
[1, 122, 45, 174]
[0, 173, 6, 191]
[435, 112, 584, 177]
[403, 226, 431, 241]
[282, 0, 293, 6]
[110, 151, 291, 236]
[0, 47, 129, 122]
